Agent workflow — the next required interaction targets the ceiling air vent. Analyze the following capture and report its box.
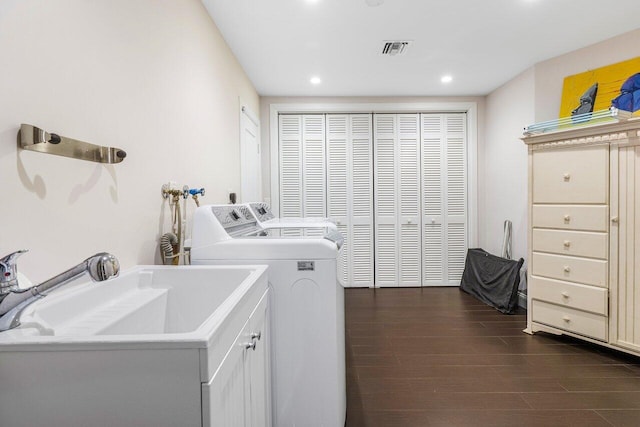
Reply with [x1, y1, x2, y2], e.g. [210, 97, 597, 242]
[381, 41, 411, 56]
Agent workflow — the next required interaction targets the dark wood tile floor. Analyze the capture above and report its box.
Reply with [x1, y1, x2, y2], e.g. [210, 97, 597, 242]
[345, 287, 640, 427]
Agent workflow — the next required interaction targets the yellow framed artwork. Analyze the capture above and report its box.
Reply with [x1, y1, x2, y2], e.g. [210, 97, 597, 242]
[559, 56, 640, 118]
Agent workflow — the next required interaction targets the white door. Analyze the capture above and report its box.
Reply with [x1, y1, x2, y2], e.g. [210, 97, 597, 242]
[421, 113, 468, 286]
[202, 320, 250, 427]
[374, 114, 422, 287]
[248, 290, 272, 427]
[327, 114, 374, 287]
[241, 105, 261, 203]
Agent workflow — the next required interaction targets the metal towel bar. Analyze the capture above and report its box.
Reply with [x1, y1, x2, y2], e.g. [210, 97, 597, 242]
[19, 124, 126, 164]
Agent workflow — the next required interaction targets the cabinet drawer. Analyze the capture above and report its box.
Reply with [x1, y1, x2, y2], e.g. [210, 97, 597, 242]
[532, 300, 607, 341]
[529, 276, 608, 315]
[532, 252, 607, 287]
[532, 229, 608, 259]
[532, 145, 608, 204]
[532, 205, 608, 232]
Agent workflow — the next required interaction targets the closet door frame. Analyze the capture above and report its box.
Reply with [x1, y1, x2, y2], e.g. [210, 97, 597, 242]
[269, 102, 479, 284]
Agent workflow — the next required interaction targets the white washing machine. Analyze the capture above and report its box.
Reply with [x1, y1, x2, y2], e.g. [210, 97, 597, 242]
[190, 204, 346, 427]
[244, 202, 338, 232]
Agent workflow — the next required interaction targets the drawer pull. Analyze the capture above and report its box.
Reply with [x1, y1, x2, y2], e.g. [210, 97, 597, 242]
[561, 292, 570, 298]
[611, 216, 619, 224]
[563, 173, 571, 181]
[563, 266, 571, 273]
[563, 316, 571, 323]
[563, 240, 571, 248]
[564, 214, 571, 222]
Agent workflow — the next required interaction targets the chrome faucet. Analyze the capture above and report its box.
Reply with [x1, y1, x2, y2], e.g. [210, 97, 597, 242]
[0, 251, 120, 332]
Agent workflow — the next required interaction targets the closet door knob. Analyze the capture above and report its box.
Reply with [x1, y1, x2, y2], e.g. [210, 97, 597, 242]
[407, 219, 412, 224]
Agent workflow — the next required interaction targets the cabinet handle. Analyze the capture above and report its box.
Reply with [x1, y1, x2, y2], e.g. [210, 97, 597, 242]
[244, 341, 257, 351]
[563, 240, 571, 248]
[611, 217, 619, 224]
[563, 316, 571, 323]
[563, 266, 571, 273]
[561, 292, 570, 298]
[564, 215, 571, 222]
[251, 331, 262, 341]
[563, 173, 571, 181]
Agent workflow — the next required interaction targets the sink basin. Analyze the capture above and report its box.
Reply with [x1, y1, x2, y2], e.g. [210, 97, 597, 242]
[0, 264, 268, 346]
[0, 264, 269, 427]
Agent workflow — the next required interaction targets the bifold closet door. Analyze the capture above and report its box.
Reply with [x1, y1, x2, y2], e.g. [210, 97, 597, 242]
[421, 113, 467, 286]
[374, 114, 422, 287]
[326, 114, 374, 288]
[278, 114, 326, 236]
[611, 145, 640, 353]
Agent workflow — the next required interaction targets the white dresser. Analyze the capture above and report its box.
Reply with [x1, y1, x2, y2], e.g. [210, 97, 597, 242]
[523, 117, 640, 355]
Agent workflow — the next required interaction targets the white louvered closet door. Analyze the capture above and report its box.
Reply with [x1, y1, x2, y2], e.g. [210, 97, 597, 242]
[279, 115, 326, 237]
[350, 115, 375, 287]
[374, 114, 421, 287]
[327, 114, 374, 288]
[421, 113, 467, 286]
[279, 115, 303, 236]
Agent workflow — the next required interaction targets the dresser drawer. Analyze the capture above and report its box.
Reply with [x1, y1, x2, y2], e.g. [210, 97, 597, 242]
[532, 229, 608, 259]
[529, 276, 608, 315]
[532, 205, 608, 232]
[532, 145, 608, 204]
[532, 300, 607, 341]
[532, 252, 607, 287]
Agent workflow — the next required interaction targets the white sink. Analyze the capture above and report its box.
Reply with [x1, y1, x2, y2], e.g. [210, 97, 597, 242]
[0, 264, 269, 427]
[0, 264, 268, 347]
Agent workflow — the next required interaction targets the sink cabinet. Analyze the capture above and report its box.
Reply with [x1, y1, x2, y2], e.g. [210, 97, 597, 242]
[523, 118, 640, 357]
[0, 265, 271, 427]
[202, 288, 271, 427]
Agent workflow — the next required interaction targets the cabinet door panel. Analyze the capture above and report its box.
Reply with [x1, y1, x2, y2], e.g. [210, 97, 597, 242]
[248, 290, 272, 427]
[202, 320, 249, 427]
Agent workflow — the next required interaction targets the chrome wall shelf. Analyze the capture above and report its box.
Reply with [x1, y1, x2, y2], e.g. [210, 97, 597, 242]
[19, 124, 127, 164]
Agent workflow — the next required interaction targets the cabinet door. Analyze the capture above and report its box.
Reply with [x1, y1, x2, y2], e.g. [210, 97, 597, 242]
[248, 290, 272, 427]
[611, 145, 640, 352]
[202, 320, 250, 427]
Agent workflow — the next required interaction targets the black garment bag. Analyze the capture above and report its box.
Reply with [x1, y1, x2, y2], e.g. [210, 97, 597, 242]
[460, 248, 524, 314]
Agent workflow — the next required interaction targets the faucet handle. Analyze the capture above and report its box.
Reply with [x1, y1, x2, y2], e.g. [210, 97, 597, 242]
[0, 250, 28, 293]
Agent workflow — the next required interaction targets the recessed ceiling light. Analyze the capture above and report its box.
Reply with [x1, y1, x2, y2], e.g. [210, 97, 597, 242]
[441, 75, 453, 83]
[310, 76, 322, 85]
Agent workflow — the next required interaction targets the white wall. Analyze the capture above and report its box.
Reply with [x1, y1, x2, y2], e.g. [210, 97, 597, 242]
[481, 68, 534, 261]
[534, 28, 640, 122]
[0, 0, 258, 282]
[482, 28, 640, 274]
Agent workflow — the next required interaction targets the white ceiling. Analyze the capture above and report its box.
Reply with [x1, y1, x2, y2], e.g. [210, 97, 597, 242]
[202, 0, 640, 97]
